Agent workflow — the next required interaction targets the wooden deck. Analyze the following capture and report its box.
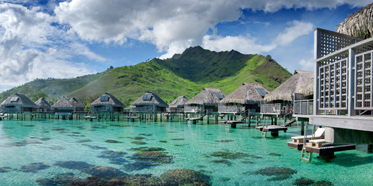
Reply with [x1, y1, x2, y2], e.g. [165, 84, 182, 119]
[288, 141, 356, 157]
[226, 120, 244, 128]
[256, 125, 287, 137]
[84, 116, 97, 119]
[305, 144, 356, 157]
[287, 141, 304, 150]
[124, 116, 139, 122]
[256, 125, 287, 132]
[186, 117, 203, 124]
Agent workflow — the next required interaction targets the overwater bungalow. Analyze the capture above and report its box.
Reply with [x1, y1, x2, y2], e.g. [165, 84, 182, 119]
[130, 92, 168, 112]
[169, 96, 189, 113]
[299, 27, 373, 161]
[184, 88, 226, 114]
[219, 83, 269, 115]
[1, 93, 38, 113]
[51, 97, 74, 116]
[69, 97, 85, 112]
[35, 97, 52, 112]
[90, 93, 126, 113]
[261, 70, 314, 116]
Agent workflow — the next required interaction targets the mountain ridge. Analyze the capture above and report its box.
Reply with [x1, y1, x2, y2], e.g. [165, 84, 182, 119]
[0, 46, 292, 106]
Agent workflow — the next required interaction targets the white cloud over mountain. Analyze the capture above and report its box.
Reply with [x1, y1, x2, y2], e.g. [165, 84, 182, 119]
[54, 0, 365, 59]
[201, 20, 313, 55]
[0, 0, 370, 90]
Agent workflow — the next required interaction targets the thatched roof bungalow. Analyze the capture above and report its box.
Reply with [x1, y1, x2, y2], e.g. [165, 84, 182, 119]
[336, 3, 373, 39]
[51, 97, 74, 114]
[130, 92, 168, 112]
[185, 88, 226, 114]
[169, 96, 189, 112]
[219, 83, 269, 114]
[35, 97, 51, 112]
[1, 93, 38, 113]
[261, 70, 313, 114]
[90, 93, 126, 113]
[69, 97, 85, 112]
[264, 70, 314, 103]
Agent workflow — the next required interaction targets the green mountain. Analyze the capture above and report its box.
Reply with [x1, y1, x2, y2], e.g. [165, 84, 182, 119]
[0, 46, 292, 106]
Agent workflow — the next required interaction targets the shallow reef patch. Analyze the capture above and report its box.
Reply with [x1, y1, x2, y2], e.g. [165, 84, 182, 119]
[210, 151, 251, 159]
[160, 169, 211, 186]
[210, 159, 233, 166]
[123, 161, 156, 171]
[129, 152, 173, 164]
[19, 163, 50, 173]
[215, 140, 234, 143]
[82, 144, 108, 150]
[49, 146, 65, 150]
[0, 167, 11, 173]
[131, 141, 147, 145]
[105, 140, 123, 143]
[77, 139, 91, 143]
[254, 167, 297, 181]
[293, 177, 333, 186]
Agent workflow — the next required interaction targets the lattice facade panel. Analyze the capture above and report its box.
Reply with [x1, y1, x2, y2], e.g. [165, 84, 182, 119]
[319, 59, 348, 110]
[355, 51, 373, 110]
[320, 32, 355, 57]
[318, 31, 355, 67]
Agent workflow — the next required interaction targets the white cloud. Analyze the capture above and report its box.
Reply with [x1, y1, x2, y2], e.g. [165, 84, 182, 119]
[54, 0, 362, 59]
[298, 58, 314, 71]
[0, 0, 370, 89]
[201, 21, 313, 55]
[275, 21, 314, 46]
[202, 35, 276, 54]
[0, 3, 102, 87]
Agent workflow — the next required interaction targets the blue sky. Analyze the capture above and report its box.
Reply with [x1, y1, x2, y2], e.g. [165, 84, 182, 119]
[0, 0, 370, 92]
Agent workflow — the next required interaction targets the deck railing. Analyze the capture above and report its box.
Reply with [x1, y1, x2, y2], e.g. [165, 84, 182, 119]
[184, 106, 204, 113]
[132, 107, 154, 112]
[293, 100, 313, 115]
[260, 103, 292, 114]
[170, 108, 184, 113]
[218, 105, 245, 113]
[315, 28, 373, 115]
[1, 108, 19, 113]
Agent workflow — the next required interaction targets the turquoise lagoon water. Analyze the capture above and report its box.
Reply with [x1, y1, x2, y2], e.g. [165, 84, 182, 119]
[0, 119, 372, 185]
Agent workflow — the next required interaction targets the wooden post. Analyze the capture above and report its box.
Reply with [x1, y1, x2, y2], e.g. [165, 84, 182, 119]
[301, 121, 305, 135]
[248, 115, 251, 127]
[207, 114, 209, 124]
[215, 114, 218, 124]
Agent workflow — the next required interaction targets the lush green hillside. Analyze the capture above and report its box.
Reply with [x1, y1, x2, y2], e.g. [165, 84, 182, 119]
[0, 46, 292, 106]
[0, 73, 104, 104]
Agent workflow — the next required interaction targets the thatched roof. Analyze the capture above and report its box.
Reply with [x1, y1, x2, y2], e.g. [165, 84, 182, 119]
[69, 97, 85, 109]
[51, 97, 74, 109]
[1, 93, 38, 108]
[90, 93, 126, 108]
[169, 96, 189, 108]
[35, 97, 51, 109]
[220, 83, 269, 104]
[185, 88, 226, 106]
[264, 70, 314, 102]
[130, 92, 168, 108]
[336, 3, 373, 39]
